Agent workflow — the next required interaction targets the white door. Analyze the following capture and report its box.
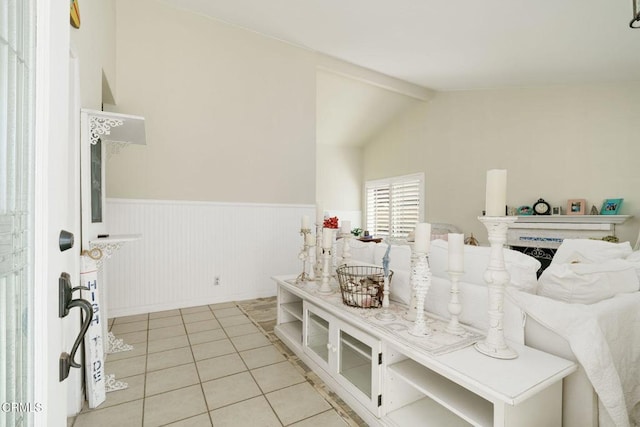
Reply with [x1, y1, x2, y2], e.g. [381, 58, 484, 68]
[33, 0, 77, 425]
[0, 1, 75, 426]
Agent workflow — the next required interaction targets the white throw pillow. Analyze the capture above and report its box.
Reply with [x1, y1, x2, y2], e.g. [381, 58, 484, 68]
[336, 238, 376, 265]
[624, 251, 640, 282]
[372, 244, 412, 305]
[373, 243, 412, 273]
[429, 239, 541, 293]
[551, 239, 633, 265]
[537, 259, 640, 304]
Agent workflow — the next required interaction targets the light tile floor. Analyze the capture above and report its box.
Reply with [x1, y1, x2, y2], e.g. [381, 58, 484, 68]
[67, 302, 358, 427]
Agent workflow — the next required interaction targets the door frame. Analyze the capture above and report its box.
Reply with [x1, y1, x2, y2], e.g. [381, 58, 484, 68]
[33, 0, 72, 425]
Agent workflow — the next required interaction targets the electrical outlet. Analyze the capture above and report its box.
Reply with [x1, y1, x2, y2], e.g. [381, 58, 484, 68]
[214, 276, 220, 286]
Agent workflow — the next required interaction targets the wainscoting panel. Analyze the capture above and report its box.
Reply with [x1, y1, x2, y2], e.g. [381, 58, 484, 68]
[105, 198, 315, 317]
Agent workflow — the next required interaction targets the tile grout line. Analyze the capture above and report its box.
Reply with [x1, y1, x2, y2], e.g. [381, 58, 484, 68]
[230, 302, 286, 427]
[74, 301, 357, 427]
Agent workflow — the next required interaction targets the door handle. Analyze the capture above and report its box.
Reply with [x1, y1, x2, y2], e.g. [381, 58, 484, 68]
[59, 272, 94, 382]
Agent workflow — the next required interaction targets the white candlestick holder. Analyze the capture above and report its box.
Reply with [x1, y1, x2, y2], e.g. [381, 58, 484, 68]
[375, 275, 395, 321]
[404, 248, 419, 321]
[314, 224, 323, 280]
[474, 216, 518, 360]
[295, 228, 312, 284]
[340, 232, 352, 264]
[445, 270, 465, 335]
[318, 243, 334, 296]
[408, 251, 431, 336]
[376, 244, 395, 321]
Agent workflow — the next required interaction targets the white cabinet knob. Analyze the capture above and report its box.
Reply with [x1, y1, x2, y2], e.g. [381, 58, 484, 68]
[326, 343, 332, 350]
[331, 345, 337, 353]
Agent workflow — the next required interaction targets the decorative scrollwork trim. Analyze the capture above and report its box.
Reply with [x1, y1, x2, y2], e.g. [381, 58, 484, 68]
[89, 115, 124, 145]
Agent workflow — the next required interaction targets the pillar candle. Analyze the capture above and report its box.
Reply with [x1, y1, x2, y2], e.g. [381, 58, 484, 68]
[485, 169, 507, 216]
[447, 233, 465, 272]
[322, 229, 334, 249]
[301, 215, 310, 230]
[341, 220, 351, 234]
[316, 202, 324, 224]
[414, 223, 431, 253]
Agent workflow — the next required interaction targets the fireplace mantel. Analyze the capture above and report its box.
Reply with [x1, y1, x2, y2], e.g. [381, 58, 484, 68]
[508, 215, 631, 249]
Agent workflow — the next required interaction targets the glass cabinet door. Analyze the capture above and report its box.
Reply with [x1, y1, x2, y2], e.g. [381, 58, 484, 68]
[305, 308, 330, 366]
[336, 322, 382, 415]
[339, 329, 373, 398]
[303, 302, 382, 416]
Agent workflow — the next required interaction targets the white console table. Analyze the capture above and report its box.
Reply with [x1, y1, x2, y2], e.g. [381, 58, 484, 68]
[273, 275, 576, 427]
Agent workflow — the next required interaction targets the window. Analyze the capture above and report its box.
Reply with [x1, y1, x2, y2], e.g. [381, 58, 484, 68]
[365, 173, 424, 238]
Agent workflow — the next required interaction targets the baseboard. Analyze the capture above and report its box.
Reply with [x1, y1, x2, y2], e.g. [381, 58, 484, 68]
[107, 290, 277, 318]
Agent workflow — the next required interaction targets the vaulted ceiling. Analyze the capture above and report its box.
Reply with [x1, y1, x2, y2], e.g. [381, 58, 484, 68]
[160, 0, 640, 146]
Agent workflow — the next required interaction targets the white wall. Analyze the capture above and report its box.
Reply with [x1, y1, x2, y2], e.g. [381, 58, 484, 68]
[363, 82, 640, 244]
[107, 0, 316, 204]
[316, 143, 363, 226]
[105, 199, 314, 316]
[70, 0, 115, 109]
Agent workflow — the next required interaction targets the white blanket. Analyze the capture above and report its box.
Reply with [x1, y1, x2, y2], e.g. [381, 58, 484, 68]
[507, 289, 640, 427]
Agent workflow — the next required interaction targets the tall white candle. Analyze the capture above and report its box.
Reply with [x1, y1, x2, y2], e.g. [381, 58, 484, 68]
[341, 220, 351, 234]
[414, 223, 431, 253]
[485, 169, 507, 216]
[322, 229, 334, 249]
[447, 233, 465, 272]
[316, 202, 324, 224]
[301, 215, 310, 230]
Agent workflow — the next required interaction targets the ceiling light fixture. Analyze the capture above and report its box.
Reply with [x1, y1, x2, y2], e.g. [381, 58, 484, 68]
[631, 0, 640, 28]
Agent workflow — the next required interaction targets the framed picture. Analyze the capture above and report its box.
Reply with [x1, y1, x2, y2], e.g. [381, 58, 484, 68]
[517, 205, 533, 215]
[600, 198, 623, 215]
[552, 206, 562, 215]
[567, 199, 586, 215]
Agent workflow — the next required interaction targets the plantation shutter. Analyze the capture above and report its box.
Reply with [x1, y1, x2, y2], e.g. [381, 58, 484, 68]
[390, 178, 421, 237]
[365, 174, 423, 238]
[366, 183, 390, 237]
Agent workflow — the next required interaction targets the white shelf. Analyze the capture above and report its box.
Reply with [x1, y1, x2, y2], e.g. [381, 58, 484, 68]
[388, 359, 493, 427]
[386, 396, 473, 427]
[281, 301, 303, 321]
[89, 233, 142, 246]
[277, 320, 302, 342]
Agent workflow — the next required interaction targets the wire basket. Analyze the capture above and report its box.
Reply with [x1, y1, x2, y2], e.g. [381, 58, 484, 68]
[336, 265, 393, 309]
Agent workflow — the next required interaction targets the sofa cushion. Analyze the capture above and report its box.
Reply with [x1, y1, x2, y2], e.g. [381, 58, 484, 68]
[336, 238, 376, 265]
[373, 243, 412, 273]
[551, 239, 633, 265]
[537, 259, 639, 304]
[429, 239, 540, 293]
[372, 244, 412, 305]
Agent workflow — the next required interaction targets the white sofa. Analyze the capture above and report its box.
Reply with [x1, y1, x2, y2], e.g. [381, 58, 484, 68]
[336, 237, 640, 427]
[337, 238, 539, 342]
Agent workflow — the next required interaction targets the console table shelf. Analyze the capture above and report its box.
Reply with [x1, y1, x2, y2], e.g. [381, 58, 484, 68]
[273, 275, 576, 427]
[389, 359, 493, 426]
